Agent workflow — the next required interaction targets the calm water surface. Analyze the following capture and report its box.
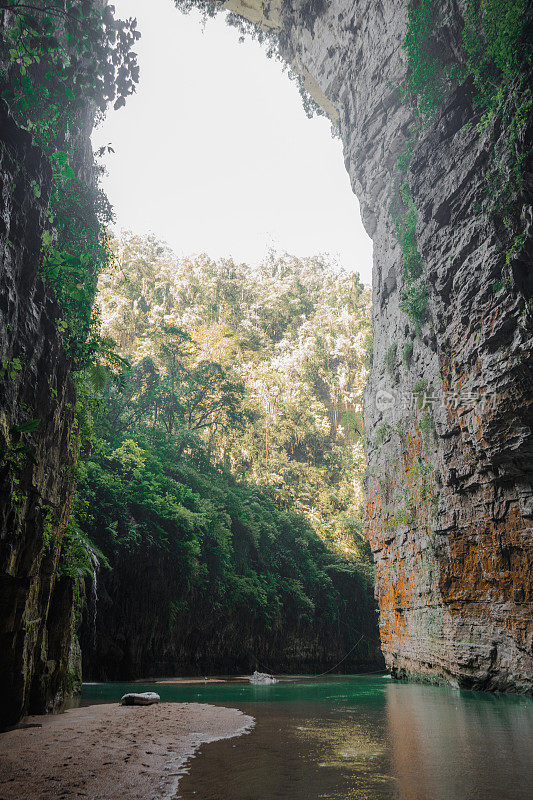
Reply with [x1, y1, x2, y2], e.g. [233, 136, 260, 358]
[82, 675, 533, 800]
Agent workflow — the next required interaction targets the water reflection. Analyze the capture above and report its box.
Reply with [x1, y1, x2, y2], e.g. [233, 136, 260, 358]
[386, 682, 533, 800]
[81, 676, 533, 800]
[290, 705, 392, 799]
[175, 701, 395, 800]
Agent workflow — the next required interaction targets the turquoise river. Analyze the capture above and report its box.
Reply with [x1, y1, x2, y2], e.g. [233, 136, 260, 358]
[81, 674, 533, 799]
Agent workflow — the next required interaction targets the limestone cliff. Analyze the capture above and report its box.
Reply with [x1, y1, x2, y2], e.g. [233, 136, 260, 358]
[0, 101, 79, 728]
[2, 0, 531, 727]
[213, 0, 533, 691]
[0, 0, 139, 727]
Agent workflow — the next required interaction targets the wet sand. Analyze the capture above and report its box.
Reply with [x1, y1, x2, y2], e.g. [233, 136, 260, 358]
[0, 702, 254, 800]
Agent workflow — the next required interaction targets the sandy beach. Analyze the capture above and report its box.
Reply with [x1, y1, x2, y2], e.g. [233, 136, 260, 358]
[0, 702, 254, 800]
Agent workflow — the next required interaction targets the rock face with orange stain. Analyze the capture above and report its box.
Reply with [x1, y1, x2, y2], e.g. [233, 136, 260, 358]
[222, 0, 533, 691]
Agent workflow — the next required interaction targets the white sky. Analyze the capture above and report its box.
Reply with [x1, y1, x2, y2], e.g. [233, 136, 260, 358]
[92, 0, 373, 283]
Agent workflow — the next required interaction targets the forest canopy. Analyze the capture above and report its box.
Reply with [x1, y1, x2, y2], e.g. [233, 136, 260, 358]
[71, 238, 375, 671]
[96, 236, 373, 561]
[0, 0, 375, 651]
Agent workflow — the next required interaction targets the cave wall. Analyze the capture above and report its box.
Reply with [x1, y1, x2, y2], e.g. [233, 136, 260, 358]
[221, 0, 533, 691]
[2, 0, 531, 723]
[0, 101, 80, 728]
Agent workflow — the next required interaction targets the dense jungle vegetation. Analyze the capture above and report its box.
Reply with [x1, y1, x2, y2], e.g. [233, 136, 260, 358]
[76, 241, 375, 665]
[96, 237, 372, 557]
[3, 0, 527, 656]
[0, 1, 375, 662]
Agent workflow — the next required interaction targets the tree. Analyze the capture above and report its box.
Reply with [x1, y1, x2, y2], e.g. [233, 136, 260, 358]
[97, 235, 372, 561]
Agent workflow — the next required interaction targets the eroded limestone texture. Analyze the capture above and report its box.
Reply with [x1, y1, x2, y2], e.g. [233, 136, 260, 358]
[221, 0, 532, 691]
[0, 101, 79, 728]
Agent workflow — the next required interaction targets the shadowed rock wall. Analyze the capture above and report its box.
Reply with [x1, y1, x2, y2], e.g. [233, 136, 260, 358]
[0, 101, 79, 728]
[79, 541, 382, 680]
[219, 0, 532, 691]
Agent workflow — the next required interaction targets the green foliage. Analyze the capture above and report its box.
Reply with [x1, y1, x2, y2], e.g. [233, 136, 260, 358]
[0, 356, 22, 380]
[389, 152, 426, 331]
[58, 521, 98, 579]
[413, 379, 428, 392]
[12, 418, 40, 433]
[1, 406, 45, 513]
[98, 238, 372, 560]
[80, 424, 372, 635]
[40, 167, 115, 362]
[387, 505, 415, 528]
[462, 0, 530, 122]
[461, 1, 532, 274]
[393, 0, 531, 329]
[492, 275, 513, 294]
[384, 344, 398, 380]
[399, 282, 427, 331]
[41, 502, 59, 553]
[34, 237, 373, 660]
[413, 378, 429, 410]
[374, 423, 392, 448]
[419, 410, 435, 443]
[0, 3, 141, 582]
[1, 3, 373, 634]
[394, 202, 422, 283]
[0, 1, 140, 362]
[402, 341, 414, 369]
[1, 1, 140, 123]
[505, 228, 527, 267]
[401, 0, 446, 119]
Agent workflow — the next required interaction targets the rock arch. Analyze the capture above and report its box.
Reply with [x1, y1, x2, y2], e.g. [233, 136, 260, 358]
[199, 0, 533, 691]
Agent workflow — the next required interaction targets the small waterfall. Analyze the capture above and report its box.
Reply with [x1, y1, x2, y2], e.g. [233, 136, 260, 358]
[90, 549, 100, 647]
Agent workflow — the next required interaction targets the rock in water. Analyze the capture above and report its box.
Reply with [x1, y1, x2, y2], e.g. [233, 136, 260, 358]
[249, 671, 277, 685]
[120, 692, 160, 706]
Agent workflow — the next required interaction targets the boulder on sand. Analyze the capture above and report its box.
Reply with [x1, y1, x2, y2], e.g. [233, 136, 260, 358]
[120, 692, 160, 706]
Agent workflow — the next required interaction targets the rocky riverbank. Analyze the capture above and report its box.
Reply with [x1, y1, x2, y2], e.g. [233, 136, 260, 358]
[0, 702, 253, 800]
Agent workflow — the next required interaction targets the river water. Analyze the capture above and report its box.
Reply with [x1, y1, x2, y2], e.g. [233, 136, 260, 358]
[81, 675, 533, 800]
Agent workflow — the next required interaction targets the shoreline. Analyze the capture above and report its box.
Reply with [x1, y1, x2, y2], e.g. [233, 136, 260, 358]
[0, 702, 254, 800]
